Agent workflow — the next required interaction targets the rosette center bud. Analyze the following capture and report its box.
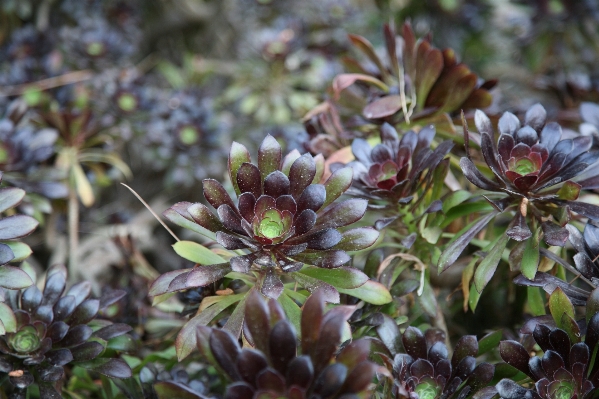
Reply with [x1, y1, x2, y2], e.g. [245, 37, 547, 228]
[9, 326, 40, 354]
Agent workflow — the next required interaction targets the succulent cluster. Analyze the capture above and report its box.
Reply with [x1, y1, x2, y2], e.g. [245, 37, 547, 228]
[0, 264, 132, 398]
[196, 289, 377, 399]
[339, 123, 453, 209]
[490, 288, 599, 399]
[161, 135, 378, 299]
[440, 103, 599, 280]
[375, 316, 495, 399]
[0, 100, 67, 199]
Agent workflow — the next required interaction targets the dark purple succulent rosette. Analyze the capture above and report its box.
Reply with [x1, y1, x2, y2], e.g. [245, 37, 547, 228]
[340, 123, 453, 207]
[0, 264, 132, 397]
[377, 322, 494, 399]
[493, 318, 599, 399]
[163, 135, 378, 299]
[461, 104, 599, 245]
[195, 289, 377, 399]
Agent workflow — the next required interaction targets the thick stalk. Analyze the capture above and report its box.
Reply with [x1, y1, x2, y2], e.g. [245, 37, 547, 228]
[68, 176, 79, 281]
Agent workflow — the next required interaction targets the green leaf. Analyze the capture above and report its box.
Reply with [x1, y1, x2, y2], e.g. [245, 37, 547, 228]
[0, 265, 34, 289]
[561, 312, 581, 344]
[297, 266, 368, 289]
[337, 280, 392, 305]
[468, 282, 481, 312]
[5, 242, 32, 262]
[478, 330, 502, 356]
[289, 272, 340, 303]
[417, 278, 438, 317]
[278, 293, 302, 334]
[438, 212, 497, 273]
[527, 287, 546, 316]
[0, 302, 16, 334]
[549, 287, 574, 330]
[557, 181, 581, 201]
[106, 335, 136, 352]
[474, 233, 509, 293]
[175, 293, 244, 361]
[521, 236, 540, 280]
[172, 240, 226, 265]
[441, 190, 472, 214]
[0, 187, 25, 213]
[422, 226, 442, 244]
[223, 290, 250, 338]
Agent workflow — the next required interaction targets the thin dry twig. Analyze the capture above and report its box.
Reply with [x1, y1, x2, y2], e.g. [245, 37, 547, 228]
[0, 70, 94, 97]
[121, 183, 180, 242]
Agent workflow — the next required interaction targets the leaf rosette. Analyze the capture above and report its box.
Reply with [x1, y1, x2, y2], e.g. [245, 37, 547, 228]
[0, 264, 132, 398]
[162, 135, 379, 299]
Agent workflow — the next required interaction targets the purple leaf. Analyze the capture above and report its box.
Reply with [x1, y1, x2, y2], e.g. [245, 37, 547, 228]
[258, 135, 282, 181]
[203, 179, 236, 211]
[236, 162, 262, 199]
[332, 227, 379, 251]
[292, 250, 350, 268]
[0, 215, 38, 239]
[260, 268, 284, 299]
[229, 142, 251, 196]
[185, 263, 232, 288]
[263, 171, 290, 198]
[459, 158, 501, 191]
[77, 358, 132, 379]
[506, 211, 532, 241]
[288, 154, 316, 198]
[499, 340, 532, 376]
[314, 199, 368, 229]
[187, 203, 223, 233]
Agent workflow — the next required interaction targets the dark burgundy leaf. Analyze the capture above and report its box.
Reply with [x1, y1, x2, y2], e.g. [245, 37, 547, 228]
[224, 382, 255, 399]
[459, 157, 501, 191]
[45, 349, 73, 366]
[186, 263, 232, 288]
[217, 204, 246, 235]
[276, 194, 297, 214]
[452, 335, 478, 369]
[498, 111, 520, 136]
[269, 320, 297, 376]
[260, 268, 284, 299]
[53, 296, 76, 321]
[203, 179, 236, 211]
[541, 222, 569, 247]
[70, 342, 104, 361]
[311, 363, 347, 398]
[314, 199, 368, 229]
[402, 326, 427, 360]
[496, 378, 534, 399]
[237, 348, 268, 385]
[79, 358, 132, 379]
[98, 289, 126, 309]
[294, 209, 317, 236]
[525, 103, 547, 132]
[296, 184, 326, 213]
[263, 171, 290, 198]
[288, 154, 317, 198]
[539, 122, 561, 155]
[68, 299, 99, 325]
[21, 285, 42, 313]
[499, 340, 531, 376]
[216, 232, 251, 250]
[210, 328, 241, 380]
[559, 200, 599, 220]
[506, 211, 532, 241]
[47, 321, 69, 342]
[92, 323, 132, 340]
[187, 203, 224, 232]
[65, 281, 91, 307]
[236, 162, 262, 199]
[42, 271, 67, 306]
[258, 135, 282, 181]
[256, 368, 286, 393]
[293, 250, 350, 268]
[286, 355, 314, 390]
[339, 360, 376, 394]
[58, 325, 93, 348]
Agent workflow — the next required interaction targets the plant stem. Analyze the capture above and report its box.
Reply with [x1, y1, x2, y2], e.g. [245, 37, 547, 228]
[68, 180, 79, 281]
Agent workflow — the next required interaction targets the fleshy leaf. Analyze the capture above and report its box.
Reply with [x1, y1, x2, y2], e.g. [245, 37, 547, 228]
[296, 266, 368, 289]
[0, 265, 34, 289]
[258, 135, 282, 182]
[0, 215, 38, 240]
[337, 280, 392, 305]
[229, 142, 251, 196]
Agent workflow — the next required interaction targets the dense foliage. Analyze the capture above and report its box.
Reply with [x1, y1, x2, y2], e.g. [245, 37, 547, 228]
[2, 1, 599, 398]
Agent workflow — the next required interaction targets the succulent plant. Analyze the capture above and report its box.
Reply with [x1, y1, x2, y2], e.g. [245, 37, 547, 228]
[0, 173, 38, 289]
[491, 287, 599, 399]
[332, 22, 496, 126]
[0, 100, 67, 200]
[157, 135, 387, 361]
[137, 363, 214, 399]
[439, 103, 599, 283]
[161, 134, 378, 299]
[376, 318, 495, 399]
[339, 123, 453, 210]
[0, 264, 132, 398]
[195, 289, 378, 399]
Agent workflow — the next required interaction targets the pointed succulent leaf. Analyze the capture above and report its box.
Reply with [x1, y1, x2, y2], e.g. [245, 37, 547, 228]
[499, 340, 531, 376]
[296, 184, 326, 213]
[292, 250, 350, 268]
[187, 203, 223, 233]
[496, 378, 533, 399]
[224, 382, 255, 399]
[281, 149, 301, 176]
[332, 227, 379, 251]
[260, 268, 284, 299]
[263, 171, 290, 198]
[438, 212, 497, 272]
[258, 135, 282, 182]
[314, 199, 367, 229]
[322, 167, 353, 209]
[210, 328, 241, 380]
[203, 179, 236, 211]
[0, 302, 16, 333]
[186, 263, 232, 288]
[459, 158, 501, 191]
[229, 142, 251, 195]
[245, 290, 271, 354]
[525, 103, 547, 132]
[362, 95, 402, 119]
[236, 162, 262, 199]
[289, 154, 316, 198]
[77, 358, 132, 379]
